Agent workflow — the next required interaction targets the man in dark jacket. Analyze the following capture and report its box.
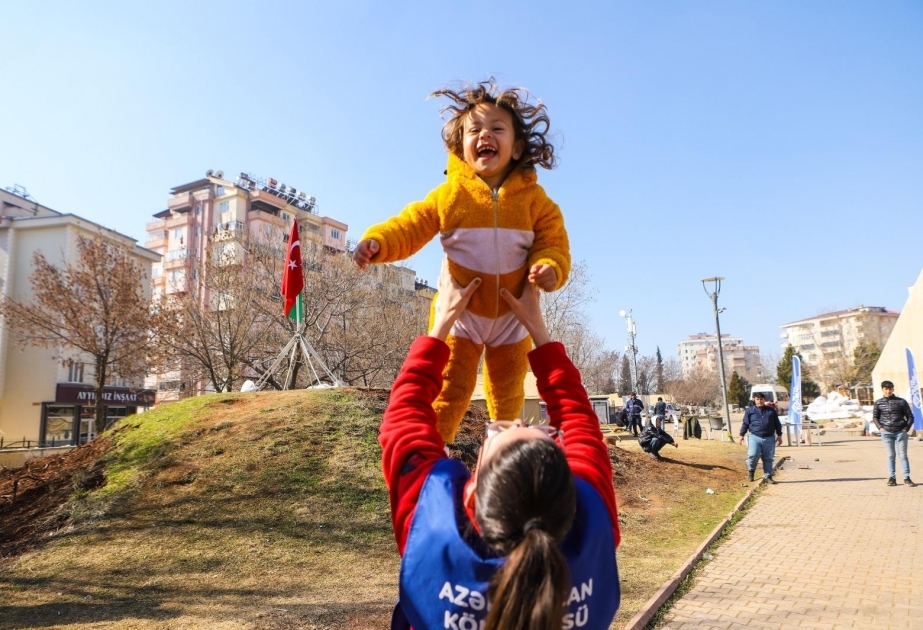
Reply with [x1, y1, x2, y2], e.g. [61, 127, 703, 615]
[652, 397, 667, 430]
[739, 392, 783, 483]
[873, 380, 916, 487]
[624, 392, 644, 437]
[639, 423, 678, 460]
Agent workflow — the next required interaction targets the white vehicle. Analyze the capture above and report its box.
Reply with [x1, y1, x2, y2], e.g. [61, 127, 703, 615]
[750, 384, 790, 413]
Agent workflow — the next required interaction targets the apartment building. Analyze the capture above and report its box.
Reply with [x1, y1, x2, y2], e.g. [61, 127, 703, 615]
[781, 306, 900, 390]
[0, 187, 158, 462]
[145, 170, 348, 299]
[678, 333, 761, 378]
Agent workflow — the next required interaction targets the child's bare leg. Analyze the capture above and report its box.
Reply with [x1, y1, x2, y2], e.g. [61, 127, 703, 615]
[433, 334, 483, 442]
[483, 337, 532, 421]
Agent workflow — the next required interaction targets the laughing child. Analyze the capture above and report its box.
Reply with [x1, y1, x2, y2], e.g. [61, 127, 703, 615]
[354, 78, 570, 442]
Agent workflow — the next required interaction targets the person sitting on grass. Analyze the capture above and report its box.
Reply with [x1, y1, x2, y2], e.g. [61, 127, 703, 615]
[379, 265, 620, 630]
[639, 422, 679, 461]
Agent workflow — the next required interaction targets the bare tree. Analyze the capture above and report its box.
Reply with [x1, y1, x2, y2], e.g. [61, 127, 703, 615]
[664, 366, 720, 408]
[156, 243, 277, 394]
[0, 235, 156, 429]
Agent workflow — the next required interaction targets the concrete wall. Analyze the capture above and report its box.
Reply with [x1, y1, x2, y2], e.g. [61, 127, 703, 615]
[873, 267, 923, 400]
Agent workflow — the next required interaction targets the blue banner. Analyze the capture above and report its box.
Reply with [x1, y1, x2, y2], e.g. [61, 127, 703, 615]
[790, 355, 802, 425]
[907, 348, 923, 431]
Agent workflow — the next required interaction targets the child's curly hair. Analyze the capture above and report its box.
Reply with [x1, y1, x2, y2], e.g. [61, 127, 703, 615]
[431, 78, 556, 170]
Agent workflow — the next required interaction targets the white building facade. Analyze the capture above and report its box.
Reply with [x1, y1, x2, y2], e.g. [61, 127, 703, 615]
[0, 187, 159, 461]
[678, 333, 761, 378]
[780, 306, 899, 390]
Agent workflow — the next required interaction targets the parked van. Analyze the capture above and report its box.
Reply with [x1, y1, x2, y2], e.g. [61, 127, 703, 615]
[749, 384, 790, 413]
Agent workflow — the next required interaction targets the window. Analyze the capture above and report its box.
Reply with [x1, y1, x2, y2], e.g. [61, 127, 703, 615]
[281, 212, 291, 222]
[216, 185, 226, 196]
[151, 266, 162, 278]
[67, 362, 85, 383]
[219, 201, 229, 213]
[331, 229, 340, 240]
[195, 226, 201, 237]
[173, 228, 183, 240]
[195, 204, 202, 216]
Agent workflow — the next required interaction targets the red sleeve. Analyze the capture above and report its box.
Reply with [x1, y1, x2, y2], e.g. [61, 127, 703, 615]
[530, 342, 621, 547]
[379, 336, 450, 555]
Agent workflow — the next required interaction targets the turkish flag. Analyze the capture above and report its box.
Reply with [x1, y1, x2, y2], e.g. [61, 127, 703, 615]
[281, 220, 304, 317]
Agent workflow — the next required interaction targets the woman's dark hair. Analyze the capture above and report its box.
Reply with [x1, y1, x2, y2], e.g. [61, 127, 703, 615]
[431, 77, 557, 170]
[475, 437, 576, 630]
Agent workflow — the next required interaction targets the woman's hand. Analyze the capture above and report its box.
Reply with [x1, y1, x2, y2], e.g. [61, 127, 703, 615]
[500, 282, 551, 347]
[429, 261, 481, 341]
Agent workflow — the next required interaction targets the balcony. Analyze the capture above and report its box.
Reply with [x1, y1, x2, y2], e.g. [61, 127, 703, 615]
[213, 221, 246, 242]
[168, 192, 194, 211]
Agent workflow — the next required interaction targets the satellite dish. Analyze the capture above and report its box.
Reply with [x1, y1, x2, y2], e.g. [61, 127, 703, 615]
[214, 170, 224, 179]
[619, 310, 626, 317]
[206, 169, 214, 177]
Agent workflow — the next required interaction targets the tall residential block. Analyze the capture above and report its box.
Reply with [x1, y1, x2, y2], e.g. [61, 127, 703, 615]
[678, 333, 761, 379]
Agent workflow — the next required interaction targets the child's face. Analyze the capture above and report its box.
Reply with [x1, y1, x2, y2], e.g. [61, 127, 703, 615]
[462, 103, 524, 189]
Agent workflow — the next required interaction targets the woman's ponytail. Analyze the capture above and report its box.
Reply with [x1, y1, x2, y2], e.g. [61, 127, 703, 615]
[475, 438, 577, 630]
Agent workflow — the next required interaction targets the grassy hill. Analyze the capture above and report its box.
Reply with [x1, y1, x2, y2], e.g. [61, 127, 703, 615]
[0, 389, 750, 629]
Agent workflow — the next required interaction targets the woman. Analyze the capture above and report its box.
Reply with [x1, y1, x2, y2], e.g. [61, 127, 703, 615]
[380, 266, 620, 630]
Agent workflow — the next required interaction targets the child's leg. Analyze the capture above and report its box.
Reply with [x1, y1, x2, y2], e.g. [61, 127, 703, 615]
[433, 334, 483, 443]
[483, 337, 532, 421]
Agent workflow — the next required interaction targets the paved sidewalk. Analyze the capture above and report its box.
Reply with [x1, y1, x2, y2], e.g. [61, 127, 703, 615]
[659, 432, 923, 629]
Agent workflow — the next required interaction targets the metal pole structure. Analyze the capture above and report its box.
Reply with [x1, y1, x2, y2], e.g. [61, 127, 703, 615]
[619, 309, 640, 394]
[702, 277, 733, 437]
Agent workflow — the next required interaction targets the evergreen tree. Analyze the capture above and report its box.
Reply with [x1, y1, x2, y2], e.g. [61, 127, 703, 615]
[727, 371, 752, 408]
[852, 341, 882, 385]
[778, 345, 822, 399]
[655, 346, 665, 393]
[618, 355, 632, 396]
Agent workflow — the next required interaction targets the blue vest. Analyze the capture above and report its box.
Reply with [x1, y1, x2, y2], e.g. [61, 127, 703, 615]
[392, 458, 619, 630]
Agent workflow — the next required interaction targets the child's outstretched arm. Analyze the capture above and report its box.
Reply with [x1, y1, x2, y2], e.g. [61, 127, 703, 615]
[358, 188, 442, 265]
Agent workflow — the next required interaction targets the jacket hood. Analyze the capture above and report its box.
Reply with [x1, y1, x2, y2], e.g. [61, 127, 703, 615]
[445, 152, 537, 194]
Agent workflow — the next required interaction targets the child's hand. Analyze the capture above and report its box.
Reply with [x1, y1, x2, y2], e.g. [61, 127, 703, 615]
[430, 261, 481, 341]
[528, 263, 557, 292]
[353, 239, 380, 269]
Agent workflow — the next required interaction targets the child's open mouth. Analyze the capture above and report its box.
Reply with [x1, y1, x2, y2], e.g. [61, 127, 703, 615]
[477, 146, 497, 158]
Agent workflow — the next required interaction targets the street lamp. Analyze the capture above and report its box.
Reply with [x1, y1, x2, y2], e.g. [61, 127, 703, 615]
[619, 309, 640, 395]
[702, 277, 733, 436]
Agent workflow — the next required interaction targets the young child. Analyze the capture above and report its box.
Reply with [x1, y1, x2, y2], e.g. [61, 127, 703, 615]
[354, 78, 571, 443]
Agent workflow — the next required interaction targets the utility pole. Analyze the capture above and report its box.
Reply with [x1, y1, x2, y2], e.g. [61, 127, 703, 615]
[619, 309, 640, 394]
[702, 277, 733, 437]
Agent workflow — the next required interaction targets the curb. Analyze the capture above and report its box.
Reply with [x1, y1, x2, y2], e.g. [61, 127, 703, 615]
[622, 456, 788, 630]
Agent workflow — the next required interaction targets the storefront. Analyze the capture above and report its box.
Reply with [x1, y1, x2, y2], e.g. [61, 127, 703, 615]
[39, 385, 156, 447]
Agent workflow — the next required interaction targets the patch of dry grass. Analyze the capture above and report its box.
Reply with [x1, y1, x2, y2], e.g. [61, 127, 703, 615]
[0, 393, 752, 629]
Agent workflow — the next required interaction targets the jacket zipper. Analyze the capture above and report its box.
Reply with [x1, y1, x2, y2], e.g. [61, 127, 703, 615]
[492, 187, 500, 319]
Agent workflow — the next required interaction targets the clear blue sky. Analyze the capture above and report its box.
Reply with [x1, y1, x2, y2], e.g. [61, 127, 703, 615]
[2, 1, 921, 363]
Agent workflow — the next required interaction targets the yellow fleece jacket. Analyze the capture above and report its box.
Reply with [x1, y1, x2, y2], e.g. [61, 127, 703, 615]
[362, 153, 570, 323]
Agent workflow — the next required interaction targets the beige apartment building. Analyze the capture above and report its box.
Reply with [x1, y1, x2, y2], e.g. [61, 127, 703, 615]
[780, 306, 899, 391]
[0, 187, 158, 462]
[146, 170, 349, 300]
[678, 333, 761, 379]
[145, 170, 436, 397]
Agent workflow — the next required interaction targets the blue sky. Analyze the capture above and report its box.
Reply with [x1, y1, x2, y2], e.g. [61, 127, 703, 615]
[2, 1, 921, 363]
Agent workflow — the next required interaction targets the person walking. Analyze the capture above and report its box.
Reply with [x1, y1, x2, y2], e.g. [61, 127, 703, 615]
[739, 392, 783, 484]
[873, 380, 917, 487]
[624, 393, 644, 437]
[652, 397, 667, 430]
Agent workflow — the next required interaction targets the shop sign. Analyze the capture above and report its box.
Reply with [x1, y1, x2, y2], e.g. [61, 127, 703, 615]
[55, 384, 156, 406]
